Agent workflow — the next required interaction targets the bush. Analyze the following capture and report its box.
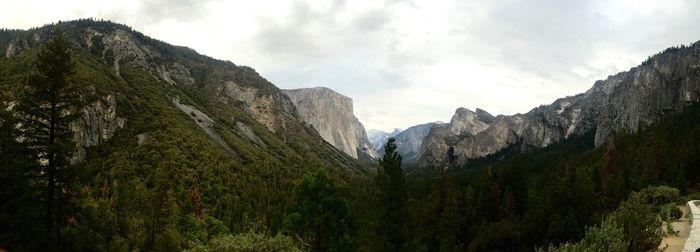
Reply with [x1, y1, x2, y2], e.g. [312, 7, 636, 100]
[660, 204, 683, 221]
[185, 232, 301, 252]
[540, 217, 627, 252]
[610, 199, 662, 252]
[628, 186, 680, 206]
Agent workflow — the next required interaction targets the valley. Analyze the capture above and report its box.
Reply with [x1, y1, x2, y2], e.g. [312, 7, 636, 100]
[0, 18, 699, 251]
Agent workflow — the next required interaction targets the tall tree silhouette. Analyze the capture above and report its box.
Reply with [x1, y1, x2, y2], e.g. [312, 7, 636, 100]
[17, 31, 84, 249]
[376, 138, 409, 251]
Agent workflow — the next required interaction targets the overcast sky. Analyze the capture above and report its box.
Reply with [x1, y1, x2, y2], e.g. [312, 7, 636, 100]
[2, 0, 700, 131]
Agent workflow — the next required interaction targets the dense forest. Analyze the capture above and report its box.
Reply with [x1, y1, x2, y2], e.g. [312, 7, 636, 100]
[1, 22, 700, 251]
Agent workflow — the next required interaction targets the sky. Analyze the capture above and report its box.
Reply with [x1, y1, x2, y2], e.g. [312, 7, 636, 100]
[2, 0, 700, 131]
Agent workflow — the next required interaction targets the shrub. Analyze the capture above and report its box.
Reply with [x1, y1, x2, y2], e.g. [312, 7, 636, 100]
[185, 232, 301, 252]
[628, 186, 680, 206]
[539, 217, 627, 252]
[660, 204, 683, 221]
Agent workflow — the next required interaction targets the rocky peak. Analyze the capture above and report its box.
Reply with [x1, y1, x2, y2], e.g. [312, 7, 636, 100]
[449, 107, 490, 136]
[475, 108, 496, 124]
[283, 87, 376, 160]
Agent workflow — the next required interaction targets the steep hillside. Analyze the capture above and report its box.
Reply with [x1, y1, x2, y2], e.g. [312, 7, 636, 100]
[419, 43, 700, 168]
[0, 19, 365, 250]
[282, 87, 376, 160]
[1, 19, 361, 171]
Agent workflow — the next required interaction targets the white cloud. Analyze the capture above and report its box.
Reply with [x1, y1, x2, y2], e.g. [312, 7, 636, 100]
[2, 0, 699, 131]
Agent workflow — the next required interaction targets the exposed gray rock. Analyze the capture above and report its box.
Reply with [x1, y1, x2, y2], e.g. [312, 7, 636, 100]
[418, 108, 491, 167]
[235, 121, 266, 147]
[475, 108, 496, 124]
[449, 107, 490, 136]
[71, 94, 126, 162]
[218, 80, 297, 134]
[172, 97, 240, 159]
[378, 122, 443, 165]
[418, 43, 700, 168]
[367, 128, 401, 150]
[283, 87, 377, 159]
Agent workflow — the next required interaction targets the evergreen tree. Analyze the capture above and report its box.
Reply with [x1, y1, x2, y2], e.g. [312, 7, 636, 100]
[433, 168, 460, 251]
[0, 80, 44, 249]
[376, 138, 409, 251]
[284, 170, 357, 252]
[16, 31, 85, 249]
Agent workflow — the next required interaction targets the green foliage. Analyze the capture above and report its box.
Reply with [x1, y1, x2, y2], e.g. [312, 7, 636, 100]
[2, 19, 700, 251]
[610, 196, 662, 252]
[284, 170, 357, 252]
[540, 217, 627, 252]
[0, 20, 366, 251]
[376, 138, 410, 251]
[628, 186, 680, 207]
[186, 232, 301, 252]
[14, 31, 88, 249]
[0, 70, 45, 250]
[660, 204, 683, 221]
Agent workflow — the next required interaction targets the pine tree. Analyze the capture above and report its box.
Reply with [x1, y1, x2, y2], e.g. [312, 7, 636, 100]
[0, 81, 44, 249]
[16, 31, 85, 249]
[284, 170, 357, 252]
[376, 138, 409, 251]
[433, 167, 460, 251]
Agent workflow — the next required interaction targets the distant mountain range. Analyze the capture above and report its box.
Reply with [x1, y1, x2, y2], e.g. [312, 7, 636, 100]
[357, 42, 700, 169]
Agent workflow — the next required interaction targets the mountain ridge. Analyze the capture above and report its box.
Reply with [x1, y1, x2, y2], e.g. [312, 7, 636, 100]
[1, 19, 364, 172]
[418, 42, 700, 168]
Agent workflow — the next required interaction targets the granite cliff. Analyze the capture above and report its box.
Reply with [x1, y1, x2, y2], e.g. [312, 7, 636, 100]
[283, 87, 376, 160]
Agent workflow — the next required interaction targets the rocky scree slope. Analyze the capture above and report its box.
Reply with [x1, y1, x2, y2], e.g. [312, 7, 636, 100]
[419, 43, 700, 168]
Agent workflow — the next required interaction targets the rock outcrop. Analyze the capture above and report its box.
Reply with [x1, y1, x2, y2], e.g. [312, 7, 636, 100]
[283, 87, 376, 159]
[71, 94, 126, 162]
[418, 44, 700, 168]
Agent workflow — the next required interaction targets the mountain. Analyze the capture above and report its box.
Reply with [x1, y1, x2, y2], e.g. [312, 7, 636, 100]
[1, 20, 363, 172]
[418, 44, 700, 168]
[367, 128, 401, 150]
[0, 20, 372, 250]
[377, 122, 443, 166]
[418, 107, 492, 167]
[282, 87, 376, 160]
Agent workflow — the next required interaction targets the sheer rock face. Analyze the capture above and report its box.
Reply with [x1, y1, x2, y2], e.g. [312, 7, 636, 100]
[377, 122, 443, 165]
[71, 95, 126, 162]
[419, 44, 700, 168]
[283, 87, 376, 159]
